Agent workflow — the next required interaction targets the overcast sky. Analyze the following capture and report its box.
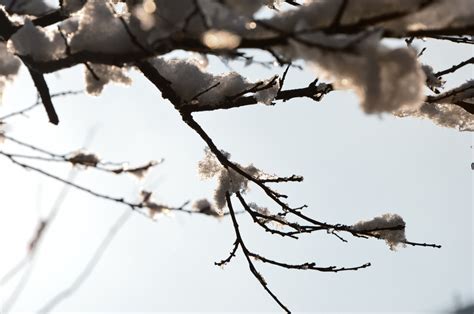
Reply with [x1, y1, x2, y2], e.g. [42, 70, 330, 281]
[1, 38, 472, 313]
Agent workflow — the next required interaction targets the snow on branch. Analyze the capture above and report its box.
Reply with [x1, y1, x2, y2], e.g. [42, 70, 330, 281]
[1, 0, 471, 125]
[150, 57, 280, 107]
[395, 81, 474, 131]
[290, 34, 426, 113]
[198, 147, 261, 209]
[0, 1, 466, 312]
[0, 41, 20, 102]
[351, 213, 406, 250]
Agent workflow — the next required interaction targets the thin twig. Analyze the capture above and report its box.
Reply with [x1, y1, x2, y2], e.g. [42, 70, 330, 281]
[434, 57, 474, 77]
[225, 192, 291, 313]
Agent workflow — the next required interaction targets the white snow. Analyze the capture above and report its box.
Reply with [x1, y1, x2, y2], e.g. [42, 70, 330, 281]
[193, 198, 222, 216]
[422, 65, 444, 91]
[0, 0, 52, 16]
[9, 20, 65, 61]
[255, 77, 280, 105]
[394, 81, 474, 131]
[84, 64, 132, 96]
[395, 102, 474, 131]
[70, 0, 137, 54]
[0, 42, 20, 103]
[292, 34, 426, 113]
[198, 148, 261, 209]
[151, 57, 281, 106]
[352, 213, 406, 250]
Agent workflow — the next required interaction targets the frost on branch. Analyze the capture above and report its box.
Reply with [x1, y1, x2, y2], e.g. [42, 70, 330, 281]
[198, 148, 260, 209]
[352, 213, 406, 250]
[0, 42, 20, 102]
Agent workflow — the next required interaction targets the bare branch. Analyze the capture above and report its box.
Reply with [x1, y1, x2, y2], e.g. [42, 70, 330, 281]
[225, 192, 291, 313]
[435, 57, 474, 77]
[24, 65, 59, 124]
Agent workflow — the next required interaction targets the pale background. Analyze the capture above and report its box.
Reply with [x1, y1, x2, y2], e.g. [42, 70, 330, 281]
[0, 38, 472, 312]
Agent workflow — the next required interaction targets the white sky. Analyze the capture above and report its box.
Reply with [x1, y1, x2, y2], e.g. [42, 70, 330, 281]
[0, 39, 473, 313]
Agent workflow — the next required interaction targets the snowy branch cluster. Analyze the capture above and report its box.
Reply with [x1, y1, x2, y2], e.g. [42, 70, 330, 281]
[0, 0, 473, 127]
[0, 0, 472, 312]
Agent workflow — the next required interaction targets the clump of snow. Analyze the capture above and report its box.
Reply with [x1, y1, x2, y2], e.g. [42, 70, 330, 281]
[193, 198, 222, 216]
[395, 103, 474, 131]
[0, 43, 20, 77]
[248, 202, 285, 228]
[151, 57, 279, 106]
[58, 17, 80, 35]
[214, 165, 260, 209]
[249, 202, 271, 216]
[352, 213, 406, 250]
[394, 81, 474, 131]
[140, 190, 169, 218]
[269, 0, 472, 36]
[152, 57, 251, 105]
[198, 147, 227, 179]
[85, 64, 132, 95]
[291, 34, 426, 113]
[198, 148, 260, 209]
[257, 1, 433, 113]
[0, 0, 52, 16]
[70, 0, 138, 54]
[422, 65, 444, 91]
[9, 20, 65, 61]
[0, 42, 20, 103]
[255, 77, 280, 105]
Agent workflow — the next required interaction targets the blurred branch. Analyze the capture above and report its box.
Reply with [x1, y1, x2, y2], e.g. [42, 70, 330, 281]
[0, 90, 82, 121]
[37, 210, 132, 314]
